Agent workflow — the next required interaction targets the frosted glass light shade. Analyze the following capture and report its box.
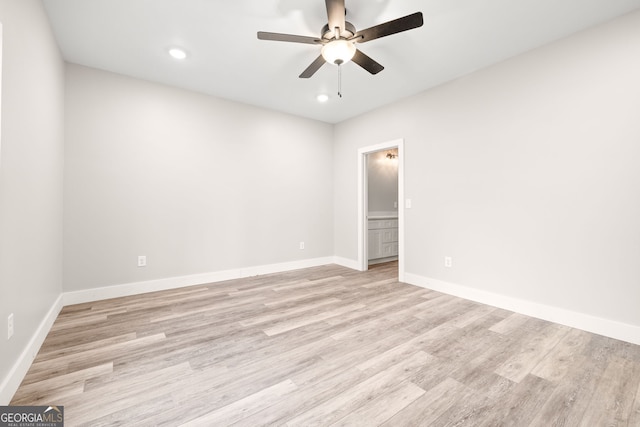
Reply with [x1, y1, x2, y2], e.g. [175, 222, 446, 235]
[321, 40, 356, 65]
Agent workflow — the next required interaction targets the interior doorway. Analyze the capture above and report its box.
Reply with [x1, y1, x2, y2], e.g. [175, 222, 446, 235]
[357, 139, 405, 282]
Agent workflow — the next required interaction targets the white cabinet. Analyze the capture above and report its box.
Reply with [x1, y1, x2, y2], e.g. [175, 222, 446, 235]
[368, 218, 398, 261]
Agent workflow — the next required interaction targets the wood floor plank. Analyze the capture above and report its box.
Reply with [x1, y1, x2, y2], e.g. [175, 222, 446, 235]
[179, 379, 298, 426]
[323, 292, 424, 327]
[26, 333, 166, 377]
[380, 377, 472, 427]
[429, 373, 516, 426]
[324, 329, 422, 374]
[11, 363, 113, 405]
[446, 335, 515, 390]
[329, 314, 404, 342]
[361, 277, 402, 288]
[328, 380, 425, 427]
[263, 284, 348, 308]
[355, 323, 457, 374]
[489, 312, 530, 335]
[48, 313, 109, 331]
[89, 393, 177, 427]
[580, 355, 640, 426]
[531, 327, 591, 383]
[263, 302, 366, 336]
[448, 303, 497, 328]
[271, 275, 344, 292]
[426, 315, 508, 364]
[494, 323, 570, 383]
[477, 373, 556, 426]
[149, 358, 318, 425]
[235, 361, 369, 426]
[34, 332, 138, 362]
[629, 377, 640, 426]
[17, 383, 86, 408]
[286, 351, 432, 426]
[63, 362, 193, 426]
[239, 297, 342, 327]
[527, 355, 607, 426]
[11, 261, 640, 426]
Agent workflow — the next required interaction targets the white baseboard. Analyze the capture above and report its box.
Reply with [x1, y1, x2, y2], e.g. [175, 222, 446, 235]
[333, 256, 361, 271]
[64, 257, 336, 306]
[404, 273, 640, 346]
[0, 295, 63, 405]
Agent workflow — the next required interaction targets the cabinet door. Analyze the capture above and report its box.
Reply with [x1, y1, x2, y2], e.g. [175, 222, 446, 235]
[381, 228, 398, 243]
[381, 242, 398, 257]
[382, 219, 398, 228]
[368, 230, 383, 259]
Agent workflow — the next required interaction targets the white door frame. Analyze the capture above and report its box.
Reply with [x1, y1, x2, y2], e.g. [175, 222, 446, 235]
[357, 138, 405, 282]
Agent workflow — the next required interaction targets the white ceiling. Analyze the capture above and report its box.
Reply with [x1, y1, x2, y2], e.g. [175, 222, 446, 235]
[42, 0, 640, 124]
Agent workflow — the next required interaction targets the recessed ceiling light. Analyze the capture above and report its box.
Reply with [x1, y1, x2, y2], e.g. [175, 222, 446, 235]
[317, 94, 329, 103]
[168, 47, 188, 60]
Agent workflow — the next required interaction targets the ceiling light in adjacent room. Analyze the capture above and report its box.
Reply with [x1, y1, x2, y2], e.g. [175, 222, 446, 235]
[168, 47, 188, 60]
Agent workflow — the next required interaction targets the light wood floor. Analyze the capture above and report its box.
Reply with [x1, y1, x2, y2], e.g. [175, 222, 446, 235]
[11, 262, 640, 426]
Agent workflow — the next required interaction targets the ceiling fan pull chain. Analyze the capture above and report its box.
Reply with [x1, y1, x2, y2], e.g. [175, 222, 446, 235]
[338, 64, 343, 98]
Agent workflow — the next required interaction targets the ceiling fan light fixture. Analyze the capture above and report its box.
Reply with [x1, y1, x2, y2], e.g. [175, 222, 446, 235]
[321, 39, 356, 65]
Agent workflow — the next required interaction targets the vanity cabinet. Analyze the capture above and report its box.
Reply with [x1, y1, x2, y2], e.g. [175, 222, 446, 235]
[368, 218, 398, 261]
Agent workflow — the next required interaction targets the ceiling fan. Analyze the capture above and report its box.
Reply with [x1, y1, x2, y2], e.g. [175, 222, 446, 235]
[257, 0, 424, 79]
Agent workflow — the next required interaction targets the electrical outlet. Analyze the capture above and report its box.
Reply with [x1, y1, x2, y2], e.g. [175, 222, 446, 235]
[299, 242, 305, 250]
[138, 255, 147, 267]
[445, 257, 453, 268]
[8, 313, 14, 340]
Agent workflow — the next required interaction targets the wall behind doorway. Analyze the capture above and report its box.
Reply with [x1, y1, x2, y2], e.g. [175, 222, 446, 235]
[367, 149, 398, 214]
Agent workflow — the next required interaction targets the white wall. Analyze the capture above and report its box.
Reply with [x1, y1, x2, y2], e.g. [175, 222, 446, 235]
[367, 150, 398, 214]
[0, 0, 65, 402]
[64, 64, 334, 291]
[334, 10, 640, 336]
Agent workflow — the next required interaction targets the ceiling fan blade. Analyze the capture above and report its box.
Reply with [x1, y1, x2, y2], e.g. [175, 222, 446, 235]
[352, 49, 384, 75]
[257, 31, 322, 45]
[299, 55, 326, 78]
[353, 12, 424, 43]
[325, 0, 346, 37]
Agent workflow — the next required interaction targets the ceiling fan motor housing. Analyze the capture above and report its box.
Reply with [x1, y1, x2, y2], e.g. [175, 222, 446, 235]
[321, 22, 356, 40]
